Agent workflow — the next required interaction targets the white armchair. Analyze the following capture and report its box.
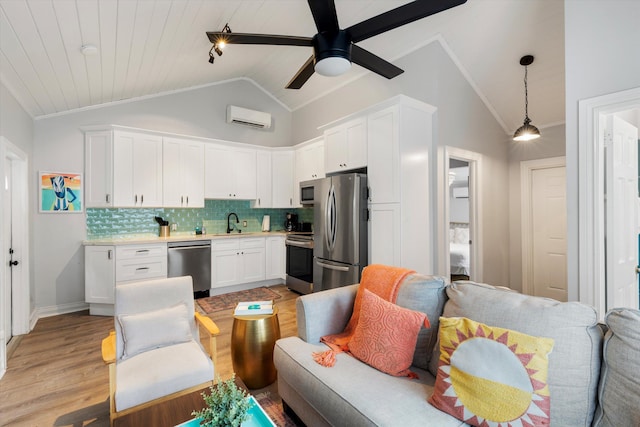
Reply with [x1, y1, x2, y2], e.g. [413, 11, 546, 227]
[101, 276, 219, 425]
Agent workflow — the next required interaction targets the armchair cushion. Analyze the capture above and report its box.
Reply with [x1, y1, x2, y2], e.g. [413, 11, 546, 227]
[115, 340, 213, 412]
[118, 302, 193, 359]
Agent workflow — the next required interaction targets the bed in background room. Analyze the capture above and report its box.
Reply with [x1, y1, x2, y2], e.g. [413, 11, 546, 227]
[449, 223, 470, 280]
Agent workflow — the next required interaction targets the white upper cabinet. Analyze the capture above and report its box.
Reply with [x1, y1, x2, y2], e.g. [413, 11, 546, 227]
[294, 138, 324, 207]
[271, 150, 295, 208]
[252, 150, 272, 208]
[324, 116, 367, 174]
[295, 139, 325, 182]
[85, 130, 113, 207]
[113, 131, 163, 207]
[204, 144, 257, 200]
[163, 137, 205, 208]
[367, 106, 400, 204]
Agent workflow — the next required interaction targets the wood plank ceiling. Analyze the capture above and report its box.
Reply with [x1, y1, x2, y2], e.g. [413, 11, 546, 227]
[0, 0, 564, 135]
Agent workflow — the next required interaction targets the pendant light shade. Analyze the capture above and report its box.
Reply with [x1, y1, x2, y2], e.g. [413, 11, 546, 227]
[513, 55, 541, 141]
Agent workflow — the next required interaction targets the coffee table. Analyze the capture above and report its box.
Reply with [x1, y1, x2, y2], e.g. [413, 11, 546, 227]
[113, 377, 248, 427]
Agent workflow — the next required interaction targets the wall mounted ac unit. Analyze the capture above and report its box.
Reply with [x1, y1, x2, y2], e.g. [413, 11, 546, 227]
[226, 105, 272, 129]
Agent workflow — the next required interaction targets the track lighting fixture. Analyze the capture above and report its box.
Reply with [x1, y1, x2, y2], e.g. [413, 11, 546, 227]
[513, 55, 541, 141]
[207, 23, 232, 65]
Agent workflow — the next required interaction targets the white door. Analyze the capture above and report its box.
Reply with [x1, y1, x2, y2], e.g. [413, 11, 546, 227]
[531, 166, 567, 301]
[3, 158, 12, 345]
[606, 115, 639, 310]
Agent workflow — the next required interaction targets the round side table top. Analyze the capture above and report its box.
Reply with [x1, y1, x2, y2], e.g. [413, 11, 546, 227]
[233, 306, 279, 320]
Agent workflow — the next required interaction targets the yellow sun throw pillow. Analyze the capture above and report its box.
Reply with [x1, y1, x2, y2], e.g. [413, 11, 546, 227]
[428, 317, 554, 427]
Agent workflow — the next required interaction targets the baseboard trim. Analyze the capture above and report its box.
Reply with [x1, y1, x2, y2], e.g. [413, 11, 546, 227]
[34, 301, 90, 320]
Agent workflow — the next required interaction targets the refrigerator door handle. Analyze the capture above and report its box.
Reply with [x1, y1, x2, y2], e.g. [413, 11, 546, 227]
[326, 184, 337, 251]
[316, 260, 350, 272]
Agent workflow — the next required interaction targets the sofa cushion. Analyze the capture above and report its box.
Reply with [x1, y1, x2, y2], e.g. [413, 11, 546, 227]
[593, 308, 640, 427]
[348, 289, 427, 377]
[433, 281, 602, 427]
[395, 274, 447, 370]
[429, 316, 554, 427]
[117, 302, 193, 359]
[274, 336, 466, 427]
[115, 340, 213, 411]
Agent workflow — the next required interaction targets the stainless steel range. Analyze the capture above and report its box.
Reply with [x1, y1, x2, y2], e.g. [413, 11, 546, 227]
[285, 233, 314, 294]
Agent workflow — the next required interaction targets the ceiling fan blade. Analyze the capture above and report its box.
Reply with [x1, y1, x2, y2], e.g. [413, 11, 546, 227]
[286, 56, 316, 89]
[206, 32, 312, 46]
[347, 0, 467, 43]
[307, 0, 340, 33]
[351, 45, 404, 79]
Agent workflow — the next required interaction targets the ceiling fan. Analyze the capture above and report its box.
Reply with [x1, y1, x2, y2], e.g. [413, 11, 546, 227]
[206, 0, 467, 89]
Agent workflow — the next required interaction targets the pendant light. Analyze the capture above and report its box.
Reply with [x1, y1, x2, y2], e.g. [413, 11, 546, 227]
[513, 55, 541, 141]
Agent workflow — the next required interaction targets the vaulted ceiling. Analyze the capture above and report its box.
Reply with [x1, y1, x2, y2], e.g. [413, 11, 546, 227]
[0, 0, 564, 135]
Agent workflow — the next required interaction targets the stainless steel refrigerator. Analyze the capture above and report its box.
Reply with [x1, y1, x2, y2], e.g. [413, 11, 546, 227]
[313, 173, 368, 292]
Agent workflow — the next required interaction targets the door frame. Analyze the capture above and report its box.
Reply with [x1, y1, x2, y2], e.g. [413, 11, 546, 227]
[578, 86, 640, 318]
[520, 156, 566, 296]
[437, 146, 482, 281]
[0, 136, 30, 378]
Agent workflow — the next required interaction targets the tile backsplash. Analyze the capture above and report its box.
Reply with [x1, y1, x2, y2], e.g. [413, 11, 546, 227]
[86, 200, 313, 238]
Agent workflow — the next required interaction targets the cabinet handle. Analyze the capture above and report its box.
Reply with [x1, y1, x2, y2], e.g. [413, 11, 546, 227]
[141, 194, 144, 204]
[135, 267, 150, 271]
[181, 196, 184, 205]
[136, 249, 150, 253]
[290, 198, 292, 206]
[258, 198, 261, 205]
[186, 196, 189, 205]
[135, 194, 138, 203]
[107, 250, 112, 260]
[106, 194, 110, 203]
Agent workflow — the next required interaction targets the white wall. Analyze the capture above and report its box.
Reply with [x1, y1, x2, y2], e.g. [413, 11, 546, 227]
[31, 79, 291, 313]
[565, 0, 640, 300]
[292, 40, 511, 285]
[0, 82, 34, 312]
[508, 124, 566, 292]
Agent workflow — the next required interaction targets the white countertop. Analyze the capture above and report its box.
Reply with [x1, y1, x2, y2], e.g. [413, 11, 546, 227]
[82, 231, 295, 246]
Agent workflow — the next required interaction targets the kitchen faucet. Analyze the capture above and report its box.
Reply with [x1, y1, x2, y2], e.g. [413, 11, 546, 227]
[227, 212, 239, 233]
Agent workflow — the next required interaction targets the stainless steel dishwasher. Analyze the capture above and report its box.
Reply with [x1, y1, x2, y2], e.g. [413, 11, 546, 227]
[167, 241, 211, 298]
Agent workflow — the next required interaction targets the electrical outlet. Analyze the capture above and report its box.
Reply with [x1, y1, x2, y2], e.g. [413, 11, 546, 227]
[242, 221, 247, 227]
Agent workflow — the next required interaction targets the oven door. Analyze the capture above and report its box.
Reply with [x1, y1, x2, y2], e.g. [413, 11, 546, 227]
[285, 240, 313, 294]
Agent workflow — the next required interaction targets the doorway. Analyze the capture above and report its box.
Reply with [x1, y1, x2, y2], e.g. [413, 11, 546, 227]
[437, 146, 482, 282]
[449, 158, 471, 281]
[578, 87, 640, 318]
[0, 136, 30, 379]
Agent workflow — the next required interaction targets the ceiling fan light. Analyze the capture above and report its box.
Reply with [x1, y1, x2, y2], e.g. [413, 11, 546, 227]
[513, 121, 541, 141]
[314, 56, 351, 76]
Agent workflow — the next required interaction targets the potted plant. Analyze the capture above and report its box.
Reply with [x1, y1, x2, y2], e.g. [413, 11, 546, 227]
[192, 374, 252, 427]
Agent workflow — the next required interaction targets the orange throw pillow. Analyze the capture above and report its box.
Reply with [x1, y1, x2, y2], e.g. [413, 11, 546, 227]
[348, 289, 428, 377]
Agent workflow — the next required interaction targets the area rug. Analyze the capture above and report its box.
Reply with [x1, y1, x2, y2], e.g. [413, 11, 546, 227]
[255, 392, 299, 427]
[196, 287, 281, 314]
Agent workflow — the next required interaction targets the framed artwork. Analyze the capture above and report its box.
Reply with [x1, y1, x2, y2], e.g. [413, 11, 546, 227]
[39, 171, 83, 213]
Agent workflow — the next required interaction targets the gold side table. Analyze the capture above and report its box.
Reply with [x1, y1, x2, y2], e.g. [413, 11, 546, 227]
[231, 306, 281, 389]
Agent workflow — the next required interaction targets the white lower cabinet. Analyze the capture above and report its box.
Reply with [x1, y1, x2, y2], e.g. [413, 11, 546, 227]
[84, 243, 167, 315]
[265, 236, 286, 280]
[211, 238, 265, 288]
[85, 246, 115, 313]
[368, 203, 401, 267]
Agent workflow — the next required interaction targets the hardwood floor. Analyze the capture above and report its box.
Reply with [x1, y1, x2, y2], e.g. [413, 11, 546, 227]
[0, 284, 300, 427]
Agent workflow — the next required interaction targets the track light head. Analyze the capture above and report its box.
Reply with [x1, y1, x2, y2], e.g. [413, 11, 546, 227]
[208, 52, 215, 64]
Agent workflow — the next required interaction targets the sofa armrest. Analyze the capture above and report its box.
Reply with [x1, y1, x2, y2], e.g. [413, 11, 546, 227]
[297, 284, 358, 344]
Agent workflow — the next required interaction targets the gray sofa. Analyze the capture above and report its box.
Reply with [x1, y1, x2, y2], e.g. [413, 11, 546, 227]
[273, 275, 640, 427]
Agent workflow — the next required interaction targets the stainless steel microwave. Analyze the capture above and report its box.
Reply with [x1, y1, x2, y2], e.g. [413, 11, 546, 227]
[300, 179, 318, 205]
